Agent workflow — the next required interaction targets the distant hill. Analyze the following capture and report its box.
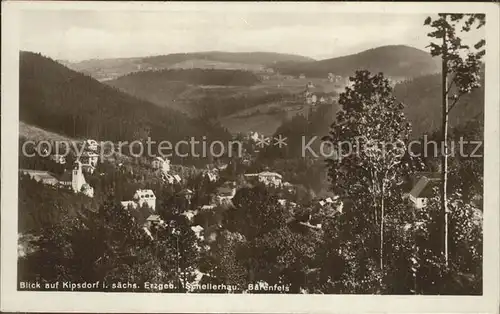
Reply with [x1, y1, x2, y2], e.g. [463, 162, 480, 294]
[144, 51, 315, 66]
[20, 51, 231, 164]
[63, 51, 314, 81]
[105, 68, 325, 117]
[272, 45, 441, 79]
[111, 68, 261, 87]
[105, 68, 264, 114]
[167, 59, 266, 72]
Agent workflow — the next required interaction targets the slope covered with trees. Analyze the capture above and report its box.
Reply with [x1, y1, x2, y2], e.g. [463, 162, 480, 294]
[273, 45, 441, 79]
[110, 68, 261, 87]
[394, 72, 484, 137]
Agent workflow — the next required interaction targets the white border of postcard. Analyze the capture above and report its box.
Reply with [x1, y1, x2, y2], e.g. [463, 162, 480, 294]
[2, 1, 499, 313]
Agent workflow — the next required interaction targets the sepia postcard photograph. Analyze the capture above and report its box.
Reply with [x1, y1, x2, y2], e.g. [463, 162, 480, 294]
[1, 1, 499, 313]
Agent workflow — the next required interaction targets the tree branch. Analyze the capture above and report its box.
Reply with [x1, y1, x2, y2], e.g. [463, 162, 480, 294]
[447, 92, 465, 115]
[445, 73, 458, 96]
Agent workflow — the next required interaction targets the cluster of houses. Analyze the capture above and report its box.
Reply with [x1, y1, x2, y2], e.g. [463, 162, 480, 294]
[120, 189, 165, 240]
[152, 156, 183, 184]
[20, 138, 100, 198]
[79, 139, 100, 174]
[22, 132, 444, 257]
[327, 72, 345, 84]
[20, 160, 94, 198]
[113, 168, 444, 289]
[117, 167, 446, 256]
[304, 82, 333, 106]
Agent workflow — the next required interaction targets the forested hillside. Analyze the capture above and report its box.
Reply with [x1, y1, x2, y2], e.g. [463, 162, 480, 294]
[64, 51, 314, 81]
[273, 45, 441, 79]
[394, 72, 484, 137]
[19, 51, 231, 151]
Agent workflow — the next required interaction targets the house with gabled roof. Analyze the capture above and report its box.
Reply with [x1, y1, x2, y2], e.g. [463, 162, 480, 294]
[57, 161, 94, 197]
[121, 189, 164, 239]
[408, 173, 441, 209]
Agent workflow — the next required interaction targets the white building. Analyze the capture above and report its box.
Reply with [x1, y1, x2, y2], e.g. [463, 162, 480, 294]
[200, 204, 216, 211]
[58, 161, 94, 197]
[79, 151, 99, 174]
[245, 171, 283, 186]
[161, 172, 181, 185]
[50, 154, 66, 164]
[181, 210, 199, 223]
[173, 174, 182, 183]
[153, 156, 170, 173]
[121, 193, 165, 240]
[133, 189, 157, 211]
[278, 199, 297, 209]
[191, 225, 205, 241]
[72, 161, 87, 193]
[85, 139, 99, 151]
[247, 131, 260, 143]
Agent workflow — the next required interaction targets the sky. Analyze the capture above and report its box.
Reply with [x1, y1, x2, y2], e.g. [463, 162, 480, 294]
[18, 6, 484, 62]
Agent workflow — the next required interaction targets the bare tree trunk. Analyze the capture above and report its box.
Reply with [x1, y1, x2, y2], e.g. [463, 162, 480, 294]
[441, 25, 449, 267]
[380, 183, 385, 270]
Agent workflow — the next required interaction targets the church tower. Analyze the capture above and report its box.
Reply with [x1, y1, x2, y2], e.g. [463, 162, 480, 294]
[72, 161, 86, 193]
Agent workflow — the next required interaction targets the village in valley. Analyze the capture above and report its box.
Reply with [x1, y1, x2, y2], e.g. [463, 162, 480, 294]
[18, 95, 448, 292]
[15, 10, 485, 295]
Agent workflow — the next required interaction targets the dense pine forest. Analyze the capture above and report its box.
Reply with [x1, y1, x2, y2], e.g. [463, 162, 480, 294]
[271, 45, 441, 79]
[19, 52, 231, 150]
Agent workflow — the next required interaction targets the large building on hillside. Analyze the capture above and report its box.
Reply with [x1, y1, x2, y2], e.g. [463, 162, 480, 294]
[121, 189, 162, 240]
[79, 151, 99, 174]
[58, 161, 94, 197]
[136, 189, 157, 210]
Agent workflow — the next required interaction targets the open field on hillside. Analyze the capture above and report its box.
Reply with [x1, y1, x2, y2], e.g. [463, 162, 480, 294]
[20, 121, 77, 142]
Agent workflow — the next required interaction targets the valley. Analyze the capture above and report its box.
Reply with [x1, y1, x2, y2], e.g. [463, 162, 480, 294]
[26, 44, 484, 141]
